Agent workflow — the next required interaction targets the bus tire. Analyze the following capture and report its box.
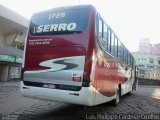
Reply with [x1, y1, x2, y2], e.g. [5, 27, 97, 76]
[112, 88, 120, 106]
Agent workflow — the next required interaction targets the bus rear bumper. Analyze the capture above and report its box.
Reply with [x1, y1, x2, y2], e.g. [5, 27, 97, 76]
[20, 81, 95, 106]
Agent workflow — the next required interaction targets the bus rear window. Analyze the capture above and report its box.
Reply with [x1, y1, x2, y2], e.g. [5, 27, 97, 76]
[29, 9, 90, 36]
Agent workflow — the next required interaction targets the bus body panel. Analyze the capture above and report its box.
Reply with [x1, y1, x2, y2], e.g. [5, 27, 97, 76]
[23, 46, 86, 86]
[21, 81, 117, 106]
[21, 82, 96, 106]
[91, 46, 135, 104]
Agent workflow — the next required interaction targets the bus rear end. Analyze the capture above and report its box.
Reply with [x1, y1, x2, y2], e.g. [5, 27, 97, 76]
[21, 5, 96, 106]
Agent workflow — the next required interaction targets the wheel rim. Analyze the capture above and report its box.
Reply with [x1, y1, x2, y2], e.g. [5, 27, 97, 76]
[116, 90, 119, 104]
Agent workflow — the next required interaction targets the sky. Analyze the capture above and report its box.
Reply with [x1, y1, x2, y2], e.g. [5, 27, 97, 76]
[0, 0, 160, 52]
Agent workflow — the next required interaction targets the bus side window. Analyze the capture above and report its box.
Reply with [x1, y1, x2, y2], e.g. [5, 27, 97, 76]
[118, 40, 122, 59]
[121, 44, 124, 61]
[98, 17, 103, 38]
[128, 53, 131, 66]
[111, 32, 115, 56]
[130, 56, 132, 67]
[127, 51, 129, 65]
[107, 28, 111, 53]
[103, 23, 108, 52]
[132, 56, 134, 67]
[97, 16, 105, 51]
[114, 36, 118, 57]
[124, 47, 126, 63]
[124, 47, 128, 64]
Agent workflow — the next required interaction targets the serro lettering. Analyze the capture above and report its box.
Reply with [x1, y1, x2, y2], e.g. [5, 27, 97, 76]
[35, 22, 77, 33]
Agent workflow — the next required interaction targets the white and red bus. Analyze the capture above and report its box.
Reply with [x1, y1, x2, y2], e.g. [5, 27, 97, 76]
[21, 5, 137, 106]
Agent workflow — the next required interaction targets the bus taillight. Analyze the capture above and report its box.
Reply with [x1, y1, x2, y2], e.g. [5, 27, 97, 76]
[82, 71, 91, 87]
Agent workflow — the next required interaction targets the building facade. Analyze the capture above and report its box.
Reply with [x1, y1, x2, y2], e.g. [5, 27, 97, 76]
[133, 53, 160, 80]
[138, 38, 152, 54]
[0, 4, 29, 81]
[133, 39, 160, 80]
[138, 38, 160, 55]
[152, 43, 160, 56]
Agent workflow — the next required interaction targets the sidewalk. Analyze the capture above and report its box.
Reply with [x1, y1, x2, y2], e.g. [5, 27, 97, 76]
[0, 79, 20, 87]
[138, 78, 160, 86]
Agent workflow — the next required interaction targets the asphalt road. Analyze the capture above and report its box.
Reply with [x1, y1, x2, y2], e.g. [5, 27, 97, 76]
[0, 80, 160, 120]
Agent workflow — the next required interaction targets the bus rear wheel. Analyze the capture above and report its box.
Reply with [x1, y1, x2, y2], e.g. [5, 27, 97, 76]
[112, 88, 120, 106]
